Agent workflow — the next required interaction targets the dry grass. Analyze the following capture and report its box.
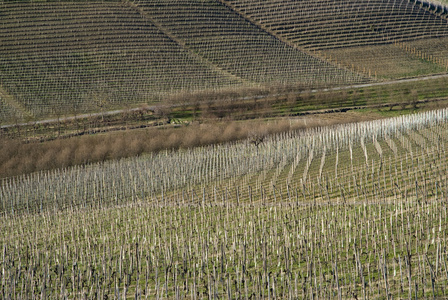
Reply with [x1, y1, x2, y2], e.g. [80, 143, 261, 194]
[434, 0, 448, 5]
[1, 112, 378, 179]
[3, 77, 448, 179]
[0, 119, 312, 179]
[406, 37, 448, 70]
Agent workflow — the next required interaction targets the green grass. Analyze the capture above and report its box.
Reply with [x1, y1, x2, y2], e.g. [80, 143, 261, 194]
[357, 107, 419, 118]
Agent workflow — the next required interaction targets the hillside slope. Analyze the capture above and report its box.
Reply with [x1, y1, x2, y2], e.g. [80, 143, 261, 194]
[1, 0, 448, 122]
[224, 0, 448, 50]
[0, 0, 366, 122]
[0, 1, 244, 120]
[224, 0, 448, 78]
[134, 0, 364, 85]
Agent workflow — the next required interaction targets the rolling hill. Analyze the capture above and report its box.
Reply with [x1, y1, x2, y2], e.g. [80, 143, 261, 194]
[0, 0, 447, 122]
[3, 2, 448, 298]
[3, 106, 448, 299]
[224, 0, 448, 78]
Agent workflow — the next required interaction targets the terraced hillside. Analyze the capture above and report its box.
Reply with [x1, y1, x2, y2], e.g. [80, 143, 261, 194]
[134, 0, 360, 85]
[0, 1, 243, 121]
[1, 0, 448, 122]
[0, 0, 366, 122]
[224, 0, 448, 78]
[225, 0, 448, 50]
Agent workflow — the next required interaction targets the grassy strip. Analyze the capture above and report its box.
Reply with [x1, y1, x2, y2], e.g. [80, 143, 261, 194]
[3, 76, 448, 140]
[1, 77, 447, 179]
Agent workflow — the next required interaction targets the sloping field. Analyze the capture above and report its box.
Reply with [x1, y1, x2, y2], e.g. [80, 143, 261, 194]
[0, 1, 245, 119]
[323, 42, 447, 79]
[225, 0, 448, 50]
[225, 0, 448, 79]
[322, 37, 448, 79]
[135, 0, 363, 85]
[409, 36, 448, 68]
[1, 0, 448, 122]
[3, 108, 448, 298]
[0, 0, 367, 122]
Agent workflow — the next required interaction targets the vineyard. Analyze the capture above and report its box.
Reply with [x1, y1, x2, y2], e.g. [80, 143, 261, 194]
[3, 1, 448, 298]
[1, 0, 448, 122]
[225, 0, 448, 50]
[224, 0, 448, 79]
[2, 108, 448, 298]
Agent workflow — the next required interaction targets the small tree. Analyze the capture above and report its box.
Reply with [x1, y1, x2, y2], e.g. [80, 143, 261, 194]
[153, 105, 172, 124]
[400, 89, 411, 110]
[351, 90, 359, 106]
[93, 92, 109, 122]
[287, 92, 297, 109]
[249, 133, 265, 154]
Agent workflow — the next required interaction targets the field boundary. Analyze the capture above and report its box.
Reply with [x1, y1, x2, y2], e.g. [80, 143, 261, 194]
[2, 73, 448, 129]
[3, 96, 447, 145]
[125, 0, 250, 86]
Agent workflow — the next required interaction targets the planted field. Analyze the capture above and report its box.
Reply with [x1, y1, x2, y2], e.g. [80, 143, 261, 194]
[135, 0, 364, 86]
[407, 37, 448, 69]
[1, 0, 448, 122]
[3, 2, 448, 297]
[2, 108, 448, 298]
[0, 0, 368, 122]
[226, 0, 448, 79]
[321, 42, 447, 79]
[226, 0, 448, 50]
[0, 1, 244, 120]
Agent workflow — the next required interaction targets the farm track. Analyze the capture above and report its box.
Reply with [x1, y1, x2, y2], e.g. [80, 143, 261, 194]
[2, 73, 448, 130]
